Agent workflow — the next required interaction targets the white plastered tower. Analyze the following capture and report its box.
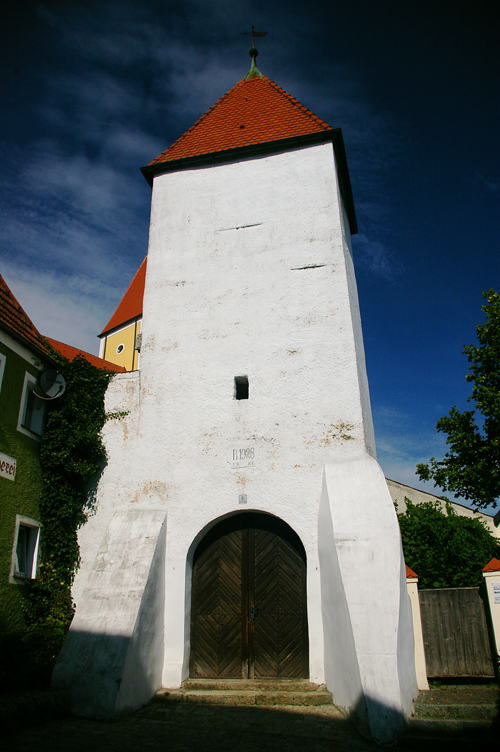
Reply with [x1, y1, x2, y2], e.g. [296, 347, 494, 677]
[53, 60, 418, 743]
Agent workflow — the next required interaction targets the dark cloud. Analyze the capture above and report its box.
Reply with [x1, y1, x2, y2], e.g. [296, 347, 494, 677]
[0, 0, 498, 489]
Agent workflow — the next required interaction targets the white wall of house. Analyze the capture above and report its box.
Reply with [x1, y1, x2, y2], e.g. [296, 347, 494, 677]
[387, 478, 500, 539]
[405, 576, 429, 690]
[482, 567, 500, 661]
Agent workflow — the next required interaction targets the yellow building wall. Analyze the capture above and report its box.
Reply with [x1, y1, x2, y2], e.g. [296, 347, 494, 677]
[101, 319, 141, 371]
[133, 320, 141, 371]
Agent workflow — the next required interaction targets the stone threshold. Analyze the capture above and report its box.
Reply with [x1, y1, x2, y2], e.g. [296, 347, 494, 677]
[156, 679, 334, 707]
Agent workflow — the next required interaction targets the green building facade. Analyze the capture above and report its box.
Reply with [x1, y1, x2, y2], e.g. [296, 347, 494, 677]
[0, 276, 53, 637]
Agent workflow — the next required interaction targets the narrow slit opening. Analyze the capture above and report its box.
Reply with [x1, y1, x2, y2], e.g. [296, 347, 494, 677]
[235, 376, 249, 400]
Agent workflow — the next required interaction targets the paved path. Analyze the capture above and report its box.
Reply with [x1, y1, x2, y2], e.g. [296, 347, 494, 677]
[2, 698, 498, 752]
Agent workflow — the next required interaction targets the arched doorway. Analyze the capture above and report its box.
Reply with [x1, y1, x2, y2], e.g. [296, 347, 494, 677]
[190, 512, 308, 679]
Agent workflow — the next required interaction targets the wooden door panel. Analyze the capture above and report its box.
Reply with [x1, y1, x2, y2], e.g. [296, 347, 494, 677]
[253, 529, 308, 678]
[190, 515, 308, 680]
[190, 530, 243, 678]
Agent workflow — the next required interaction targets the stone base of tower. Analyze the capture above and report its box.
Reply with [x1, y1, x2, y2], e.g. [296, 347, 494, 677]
[319, 453, 418, 744]
[52, 509, 166, 719]
[51, 375, 417, 740]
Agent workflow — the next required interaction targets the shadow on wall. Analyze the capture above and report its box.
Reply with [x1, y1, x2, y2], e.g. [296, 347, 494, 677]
[52, 630, 154, 719]
[52, 630, 410, 726]
[51, 509, 167, 718]
[53, 630, 411, 743]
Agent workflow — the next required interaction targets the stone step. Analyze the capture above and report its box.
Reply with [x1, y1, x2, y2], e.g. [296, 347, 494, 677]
[156, 680, 334, 707]
[407, 718, 494, 740]
[414, 702, 497, 720]
[181, 679, 324, 692]
[412, 685, 499, 721]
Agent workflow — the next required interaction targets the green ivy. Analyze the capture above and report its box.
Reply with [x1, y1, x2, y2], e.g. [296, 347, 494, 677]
[398, 498, 500, 589]
[21, 351, 114, 680]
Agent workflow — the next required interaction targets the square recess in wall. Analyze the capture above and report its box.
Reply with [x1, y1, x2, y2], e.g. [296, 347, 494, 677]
[234, 376, 249, 400]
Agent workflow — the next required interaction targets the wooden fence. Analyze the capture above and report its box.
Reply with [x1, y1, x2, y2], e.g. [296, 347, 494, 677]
[419, 587, 495, 677]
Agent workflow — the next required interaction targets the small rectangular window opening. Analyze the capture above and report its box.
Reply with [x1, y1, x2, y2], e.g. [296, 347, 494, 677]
[13, 522, 40, 579]
[23, 388, 45, 436]
[234, 376, 249, 400]
[18, 375, 46, 438]
[16, 526, 28, 576]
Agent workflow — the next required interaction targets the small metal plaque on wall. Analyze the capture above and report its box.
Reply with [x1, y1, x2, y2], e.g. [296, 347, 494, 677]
[493, 583, 500, 604]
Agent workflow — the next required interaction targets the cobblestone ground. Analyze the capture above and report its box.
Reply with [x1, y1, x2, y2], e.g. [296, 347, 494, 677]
[2, 699, 498, 752]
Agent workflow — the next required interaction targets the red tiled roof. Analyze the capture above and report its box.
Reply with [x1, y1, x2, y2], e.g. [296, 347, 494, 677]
[483, 557, 500, 573]
[100, 257, 147, 336]
[47, 338, 126, 373]
[406, 565, 418, 579]
[149, 75, 332, 166]
[0, 275, 50, 357]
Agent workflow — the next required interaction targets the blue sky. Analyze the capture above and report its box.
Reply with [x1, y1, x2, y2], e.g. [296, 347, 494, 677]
[1, 0, 499, 502]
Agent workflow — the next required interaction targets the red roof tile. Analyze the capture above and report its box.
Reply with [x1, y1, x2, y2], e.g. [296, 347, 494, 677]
[47, 338, 126, 373]
[406, 565, 418, 579]
[100, 257, 147, 336]
[0, 275, 50, 357]
[483, 557, 500, 573]
[149, 75, 332, 166]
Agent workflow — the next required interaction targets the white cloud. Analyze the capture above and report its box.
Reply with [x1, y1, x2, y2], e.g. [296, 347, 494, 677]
[371, 404, 479, 510]
[1, 261, 110, 355]
[373, 403, 444, 487]
[0, 135, 148, 352]
[352, 233, 403, 280]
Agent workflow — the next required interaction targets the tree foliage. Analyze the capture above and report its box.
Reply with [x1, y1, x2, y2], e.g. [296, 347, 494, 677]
[417, 290, 500, 509]
[398, 499, 500, 589]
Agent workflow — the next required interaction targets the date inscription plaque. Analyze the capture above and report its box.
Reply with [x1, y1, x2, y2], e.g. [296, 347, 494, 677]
[228, 441, 256, 469]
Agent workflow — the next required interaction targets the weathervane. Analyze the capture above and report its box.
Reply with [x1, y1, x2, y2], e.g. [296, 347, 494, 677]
[243, 25, 268, 49]
[242, 26, 268, 80]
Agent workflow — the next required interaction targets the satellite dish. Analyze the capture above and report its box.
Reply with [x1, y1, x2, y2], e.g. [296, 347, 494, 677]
[29, 370, 66, 400]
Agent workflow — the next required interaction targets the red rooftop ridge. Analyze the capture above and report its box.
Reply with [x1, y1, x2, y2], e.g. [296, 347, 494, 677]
[483, 557, 500, 573]
[47, 338, 126, 373]
[149, 75, 332, 166]
[100, 257, 147, 336]
[0, 275, 50, 358]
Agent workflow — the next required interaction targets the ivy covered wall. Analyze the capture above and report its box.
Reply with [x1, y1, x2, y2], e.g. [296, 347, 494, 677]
[0, 342, 113, 691]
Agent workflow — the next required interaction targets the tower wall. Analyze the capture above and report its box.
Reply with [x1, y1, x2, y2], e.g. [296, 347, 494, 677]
[54, 141, 417, 740]
[139, 142, 376, 685]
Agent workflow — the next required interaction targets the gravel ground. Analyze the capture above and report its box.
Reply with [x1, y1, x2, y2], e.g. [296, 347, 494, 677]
[2, 689, 499, 752]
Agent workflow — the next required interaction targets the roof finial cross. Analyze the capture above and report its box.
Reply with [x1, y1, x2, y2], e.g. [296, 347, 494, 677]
[242, 26, 268, 80]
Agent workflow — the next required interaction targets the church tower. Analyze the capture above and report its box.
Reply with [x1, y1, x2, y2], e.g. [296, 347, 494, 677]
[53, 50, 417, 743]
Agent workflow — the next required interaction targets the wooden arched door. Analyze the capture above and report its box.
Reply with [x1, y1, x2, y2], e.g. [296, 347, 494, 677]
[190, 513, 309, 679]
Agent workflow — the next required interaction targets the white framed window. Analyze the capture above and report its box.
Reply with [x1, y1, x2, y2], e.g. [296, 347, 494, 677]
[17, 372, 45, 439]
[0, 350, 6, 394]
[9, 515, 41, 582]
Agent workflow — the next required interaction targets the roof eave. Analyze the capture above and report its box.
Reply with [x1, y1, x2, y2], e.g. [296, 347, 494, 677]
[140, 129, 358, 235]
[1, 323, 57, 367]
[99, 314, 142, 338]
